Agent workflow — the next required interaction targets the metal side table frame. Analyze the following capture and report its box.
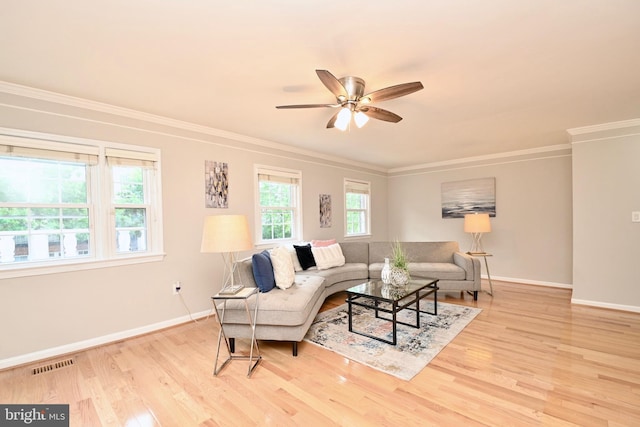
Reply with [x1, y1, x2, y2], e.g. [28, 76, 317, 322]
[467, 252, 494, 296]
[211, 287, 262, 377]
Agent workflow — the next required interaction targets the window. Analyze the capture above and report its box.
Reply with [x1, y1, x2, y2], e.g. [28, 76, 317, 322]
[0, 152, 93, 263]
[255, 166, 301, 244]
[345, 179, 371, 236]
[106, 148, 159, 255]
[0, 132, 162, 277]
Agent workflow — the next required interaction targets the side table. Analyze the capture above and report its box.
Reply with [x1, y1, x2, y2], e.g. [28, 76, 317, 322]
[467, 252, 494, 296]
[211, 287, 261, 377]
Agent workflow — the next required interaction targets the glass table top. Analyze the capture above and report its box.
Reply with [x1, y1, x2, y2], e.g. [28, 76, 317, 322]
[346, 278, 438, 302]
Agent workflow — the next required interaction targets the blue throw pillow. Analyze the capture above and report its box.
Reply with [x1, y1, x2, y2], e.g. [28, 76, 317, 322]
[252, 250, 275, 293]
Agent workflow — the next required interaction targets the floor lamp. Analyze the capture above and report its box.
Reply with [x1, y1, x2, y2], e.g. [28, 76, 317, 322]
[201, 214, 254, 295]
[464, 213, 491, 254]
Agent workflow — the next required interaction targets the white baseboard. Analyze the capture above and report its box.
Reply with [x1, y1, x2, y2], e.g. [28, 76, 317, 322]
[0, 310, 213, 370]
[571, 298, 640, 313]
[488, 276, 640, 312]
[487, 275, 573, 289]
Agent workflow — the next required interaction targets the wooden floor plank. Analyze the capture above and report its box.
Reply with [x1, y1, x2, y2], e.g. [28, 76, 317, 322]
[2, 280, 640, 426]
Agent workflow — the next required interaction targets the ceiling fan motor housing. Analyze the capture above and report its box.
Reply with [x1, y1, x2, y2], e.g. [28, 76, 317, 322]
[338, 76, 365, 103]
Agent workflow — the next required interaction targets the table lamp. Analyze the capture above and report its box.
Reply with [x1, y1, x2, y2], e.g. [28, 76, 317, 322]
[464, 213, 491, 254]
[201, 214, 253, 294]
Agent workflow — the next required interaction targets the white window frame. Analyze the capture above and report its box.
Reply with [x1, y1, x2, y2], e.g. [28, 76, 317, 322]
[344, 178, 371, 237]
[106, 148, 161, 257]
[254, 165, 302, 245]
[0, 129, 164, 279]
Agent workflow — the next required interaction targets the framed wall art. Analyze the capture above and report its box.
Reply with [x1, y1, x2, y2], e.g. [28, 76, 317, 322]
[441, 177, 496, 218]
[319, 194, 332, 228]
[205, 161, 229, 208]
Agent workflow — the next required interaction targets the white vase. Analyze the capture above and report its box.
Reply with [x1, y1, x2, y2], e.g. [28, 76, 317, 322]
[381, 258, 391, 284]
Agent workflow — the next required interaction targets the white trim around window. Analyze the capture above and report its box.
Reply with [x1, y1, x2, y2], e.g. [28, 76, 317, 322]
[344, 178, 371, 237]
[254, 165, 302, 245]
[0, 129, 164, 279]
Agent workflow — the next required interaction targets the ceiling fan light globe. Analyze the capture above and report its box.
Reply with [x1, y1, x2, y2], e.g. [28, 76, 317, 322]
[354, 111, 369, 128]
[335, 108, 352, 131]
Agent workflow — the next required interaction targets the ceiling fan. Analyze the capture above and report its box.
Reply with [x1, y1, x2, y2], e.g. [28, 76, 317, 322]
[276, 69, 424, 130]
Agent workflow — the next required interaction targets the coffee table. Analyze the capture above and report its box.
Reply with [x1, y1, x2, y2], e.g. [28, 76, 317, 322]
[345, 278, 439, 345]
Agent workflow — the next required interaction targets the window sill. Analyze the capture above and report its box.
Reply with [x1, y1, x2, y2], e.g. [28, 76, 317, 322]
[255, 238, 300, 249]
[344, 234, 372, 240]
[0, 253, 166, 280]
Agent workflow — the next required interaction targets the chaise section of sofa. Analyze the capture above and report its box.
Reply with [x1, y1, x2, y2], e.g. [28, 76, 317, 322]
[217, 241, 370, 356]
[218, 269, 325, 356]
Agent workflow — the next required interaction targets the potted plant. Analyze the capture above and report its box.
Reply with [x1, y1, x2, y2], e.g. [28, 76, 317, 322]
[389, 240, 410, 286]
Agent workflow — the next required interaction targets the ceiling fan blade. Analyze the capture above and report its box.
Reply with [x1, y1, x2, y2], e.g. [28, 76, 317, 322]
[358, 106, 403, 123]
[326, 110, 341, 128]
[276, 103, 340, 109]
[316, 69, 348, 100]
[361, 81, 424, 104]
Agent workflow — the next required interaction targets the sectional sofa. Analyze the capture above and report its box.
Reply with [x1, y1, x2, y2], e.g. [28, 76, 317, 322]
[218, 241, 481, 356]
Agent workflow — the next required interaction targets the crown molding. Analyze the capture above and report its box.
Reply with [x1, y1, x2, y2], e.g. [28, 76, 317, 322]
[387, 144, 572, 175]
[567, 118, 640, 136]
[0, 80, 387, 173]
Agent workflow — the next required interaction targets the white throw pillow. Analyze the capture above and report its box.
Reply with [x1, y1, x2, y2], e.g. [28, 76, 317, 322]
[285, 244, 304, 271]
[270, 246, 295, 289]
[311, 243, 346, 270]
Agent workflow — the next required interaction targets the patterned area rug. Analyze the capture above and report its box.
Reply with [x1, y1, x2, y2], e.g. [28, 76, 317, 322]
[304, 300, 481, 380]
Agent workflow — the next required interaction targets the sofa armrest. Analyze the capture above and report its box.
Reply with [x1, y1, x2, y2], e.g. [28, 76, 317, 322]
[453, 251, 480, 282]
[237, 257, 259, 289]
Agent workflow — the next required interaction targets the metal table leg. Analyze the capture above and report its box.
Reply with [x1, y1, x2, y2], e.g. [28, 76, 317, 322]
[483, 256, 494, 296]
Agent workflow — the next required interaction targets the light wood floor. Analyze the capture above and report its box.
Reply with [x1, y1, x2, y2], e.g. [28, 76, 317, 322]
[2, 281, 640, 426]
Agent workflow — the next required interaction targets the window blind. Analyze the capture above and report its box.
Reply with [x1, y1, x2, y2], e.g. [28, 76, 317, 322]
[257, 167, 300, 184]
[345, 179, 370, 194]
[105, 148, 158, 168]
[0, 136, 99, 165]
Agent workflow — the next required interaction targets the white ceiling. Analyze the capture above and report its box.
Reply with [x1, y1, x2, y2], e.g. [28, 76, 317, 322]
[2, 0, 640, 170]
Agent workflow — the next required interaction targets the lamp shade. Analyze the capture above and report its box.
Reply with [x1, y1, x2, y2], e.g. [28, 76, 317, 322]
[464, 213, 491, 233]
[201, 214, 253, 253]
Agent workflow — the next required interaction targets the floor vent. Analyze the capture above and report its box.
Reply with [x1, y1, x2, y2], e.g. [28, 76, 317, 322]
[32, 358, 75, 375]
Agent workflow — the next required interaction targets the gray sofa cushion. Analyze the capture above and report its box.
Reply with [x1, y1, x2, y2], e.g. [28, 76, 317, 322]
[403, 242, 459, 263]
[339, 241, 370, 264]
[217, 274, 325, 327]
[407, 262, 466, 280]
[368, 241, 460, 263]
[302, 263, 369, 287]
[369, 262, 465, 280]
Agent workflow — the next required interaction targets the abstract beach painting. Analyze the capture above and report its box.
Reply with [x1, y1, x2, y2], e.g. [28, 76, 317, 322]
[441, 177, 496, 218]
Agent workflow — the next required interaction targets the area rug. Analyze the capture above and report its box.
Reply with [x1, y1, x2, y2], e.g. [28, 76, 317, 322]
[303, 300, 481, 380]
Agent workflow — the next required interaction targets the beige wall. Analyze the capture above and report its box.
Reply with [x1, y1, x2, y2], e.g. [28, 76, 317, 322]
[1, 84, 637, 367]
[0, 90, 387, 365]
[387, 150, 573, 286]
[571, 121, 640, 310]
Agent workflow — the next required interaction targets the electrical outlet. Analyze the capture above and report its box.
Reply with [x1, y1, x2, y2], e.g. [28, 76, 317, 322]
[632, 211, 640, 223]
[173, 281, 182, 295]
